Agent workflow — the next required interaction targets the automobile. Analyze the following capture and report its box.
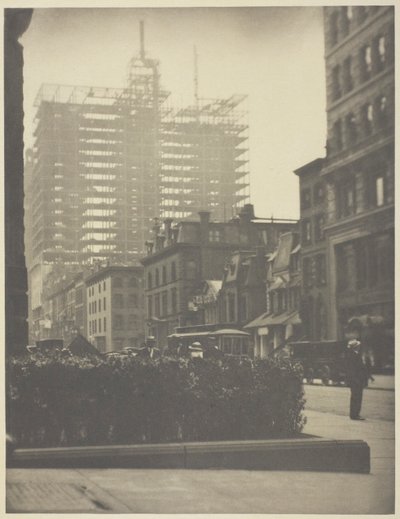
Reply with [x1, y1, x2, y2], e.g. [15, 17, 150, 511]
[287, 340, 348, 385]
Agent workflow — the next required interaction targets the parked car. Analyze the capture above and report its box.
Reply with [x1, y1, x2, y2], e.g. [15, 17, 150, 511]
[287, 340, 348, 385]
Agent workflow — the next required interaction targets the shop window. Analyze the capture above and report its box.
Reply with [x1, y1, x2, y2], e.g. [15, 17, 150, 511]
[343, 56, 353, 93]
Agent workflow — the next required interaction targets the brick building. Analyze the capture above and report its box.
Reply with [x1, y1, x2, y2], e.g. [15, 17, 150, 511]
[294, 158, 328, 340]
[245, 231, 301, 357]
[141, 204, 297, 347]
[294, 7, 394, 367]
[86, 266, 145, 353]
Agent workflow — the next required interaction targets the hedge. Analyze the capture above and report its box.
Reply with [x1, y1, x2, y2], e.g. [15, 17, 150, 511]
[6, 352, 306, 447]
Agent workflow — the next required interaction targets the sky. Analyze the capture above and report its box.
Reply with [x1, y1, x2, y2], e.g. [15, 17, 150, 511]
[21, 6, 327, 219]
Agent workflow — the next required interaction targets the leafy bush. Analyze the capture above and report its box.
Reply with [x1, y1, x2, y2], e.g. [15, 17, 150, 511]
[7, 352, 306, 447]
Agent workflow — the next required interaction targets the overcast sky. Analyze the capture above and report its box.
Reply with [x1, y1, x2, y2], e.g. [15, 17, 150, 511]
[21, 7, 326, 219]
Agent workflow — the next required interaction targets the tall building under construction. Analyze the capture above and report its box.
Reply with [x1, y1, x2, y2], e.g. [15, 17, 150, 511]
[25, 24, 249, 337]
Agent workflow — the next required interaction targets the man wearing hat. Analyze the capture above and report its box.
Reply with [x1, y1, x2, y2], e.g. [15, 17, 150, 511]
[346, 339, 368, 420]
[137, 336, 161, 359]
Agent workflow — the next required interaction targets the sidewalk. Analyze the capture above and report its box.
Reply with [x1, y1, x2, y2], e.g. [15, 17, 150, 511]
[305, 374, 395, 391]
[6, 409, 395, 514]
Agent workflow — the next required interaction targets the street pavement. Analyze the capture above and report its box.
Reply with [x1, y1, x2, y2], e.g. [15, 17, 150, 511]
[6, 377, 395, 514]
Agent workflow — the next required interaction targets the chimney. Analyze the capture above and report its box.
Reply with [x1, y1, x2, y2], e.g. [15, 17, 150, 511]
[155, 234, 165, 252]
[239, 204, 255, 222]
[145, 240, 154, 255]
[198, 211, 211, 243]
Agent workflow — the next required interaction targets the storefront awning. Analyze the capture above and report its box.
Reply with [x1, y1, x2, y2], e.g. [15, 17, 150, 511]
[245, 311, 301, 329]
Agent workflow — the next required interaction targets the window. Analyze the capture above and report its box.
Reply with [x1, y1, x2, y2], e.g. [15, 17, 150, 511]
[155, 269, 160, 287]
[171, 262, 177, 281]
[161, 291, 168, 316]
[332, 65, 341, 100]
[239, 295, 247, 320]
[301, 219, 312, 245]
[357, 6, 368, 24]
[228, 293, 235, 322]
[336, 176, 356, 218]
[162, 266, 167, 284]
[89, 321, 92, 335]
[171, 288, 177, 314]
[376, 36, 386, 70]
[103, 317, 106, 332]
[343, 56, 353, 93]
[376, 95, 388, 128]
[154, 294, 160, 317]
[345, 112, 357, 145]
[128, 294, 138, 307]
[316, 255, 326, 285]
[368, 173, 386, 208]
[303, 257, 313, 288]
[94, 301, 97, 313]
[313, 182, 324, 204]
[209, 229, 221, 242]
[330, 11, 339, 46]
[147, 296, 152, 317]
[300, 189, 311, 210]
[314, 214, 325, 242]
[360, 45, 372, 81]
[103, 297, 106, 311]
[98, 319, 101, 334]
[362, 103, 374, 136]
[186, 260, 197, 280]
[103, 281, 106, 291]
[114, 277, 123, 288]
[99, 283, 101, 294]
[147, 272, 152, 289]
[333, 119, 343, 151]
[341, 7, 350, 37]
[98, 299, 101, 312]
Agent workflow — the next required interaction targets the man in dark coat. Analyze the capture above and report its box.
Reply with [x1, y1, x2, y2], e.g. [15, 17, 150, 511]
[137, 336, 161, 359]
[346, 339, 368, 420]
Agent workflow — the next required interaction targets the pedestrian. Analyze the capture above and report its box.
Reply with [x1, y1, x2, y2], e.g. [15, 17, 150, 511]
[346, 339, 368, 420]
[203, 337, 223, 360]
[188, 341, 203, 359]
[177, 342, 190, 358]
[137, 336, 161, 359]
[365, 354, 375, 383]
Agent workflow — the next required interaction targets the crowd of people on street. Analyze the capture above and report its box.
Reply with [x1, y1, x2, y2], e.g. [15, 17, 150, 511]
[135, 336, 224, 361]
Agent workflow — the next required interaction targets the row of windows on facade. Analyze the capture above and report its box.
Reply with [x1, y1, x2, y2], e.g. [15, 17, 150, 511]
[302, 294, 327, 340]
[334, 169, 389, 221]
[148, 262, 177, 288]
[300, 182, 324, 210]
[331, 34, 391, 102]
[88, 276, 140, 296]
[148, 289, 178, 318]
[301, 214, 324, 246]
[336, 233, 394, 294]
[329, 6, 381, 48]
[331, 95, 389, 154]
[268, 287, 300, 315]
[220, 293, 248, 323]
[89, 314, 141, 334]
[302, 254, 326, 288]
[88, 293, 140, 314]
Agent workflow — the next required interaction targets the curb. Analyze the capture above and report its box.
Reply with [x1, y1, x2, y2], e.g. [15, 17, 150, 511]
[8, 438, 370, 474]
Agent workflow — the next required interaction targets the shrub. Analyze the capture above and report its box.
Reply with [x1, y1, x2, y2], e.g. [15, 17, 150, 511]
[6, 351, 306, 447]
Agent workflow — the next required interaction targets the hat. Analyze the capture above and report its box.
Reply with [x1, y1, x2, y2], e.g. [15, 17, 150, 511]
[147, 336, 156, 341]
[348, 339, 361, 348]
[192, 341, 201, 347]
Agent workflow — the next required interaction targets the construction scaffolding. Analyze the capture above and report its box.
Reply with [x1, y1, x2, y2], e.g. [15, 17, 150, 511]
[27, 30, 250, 274]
